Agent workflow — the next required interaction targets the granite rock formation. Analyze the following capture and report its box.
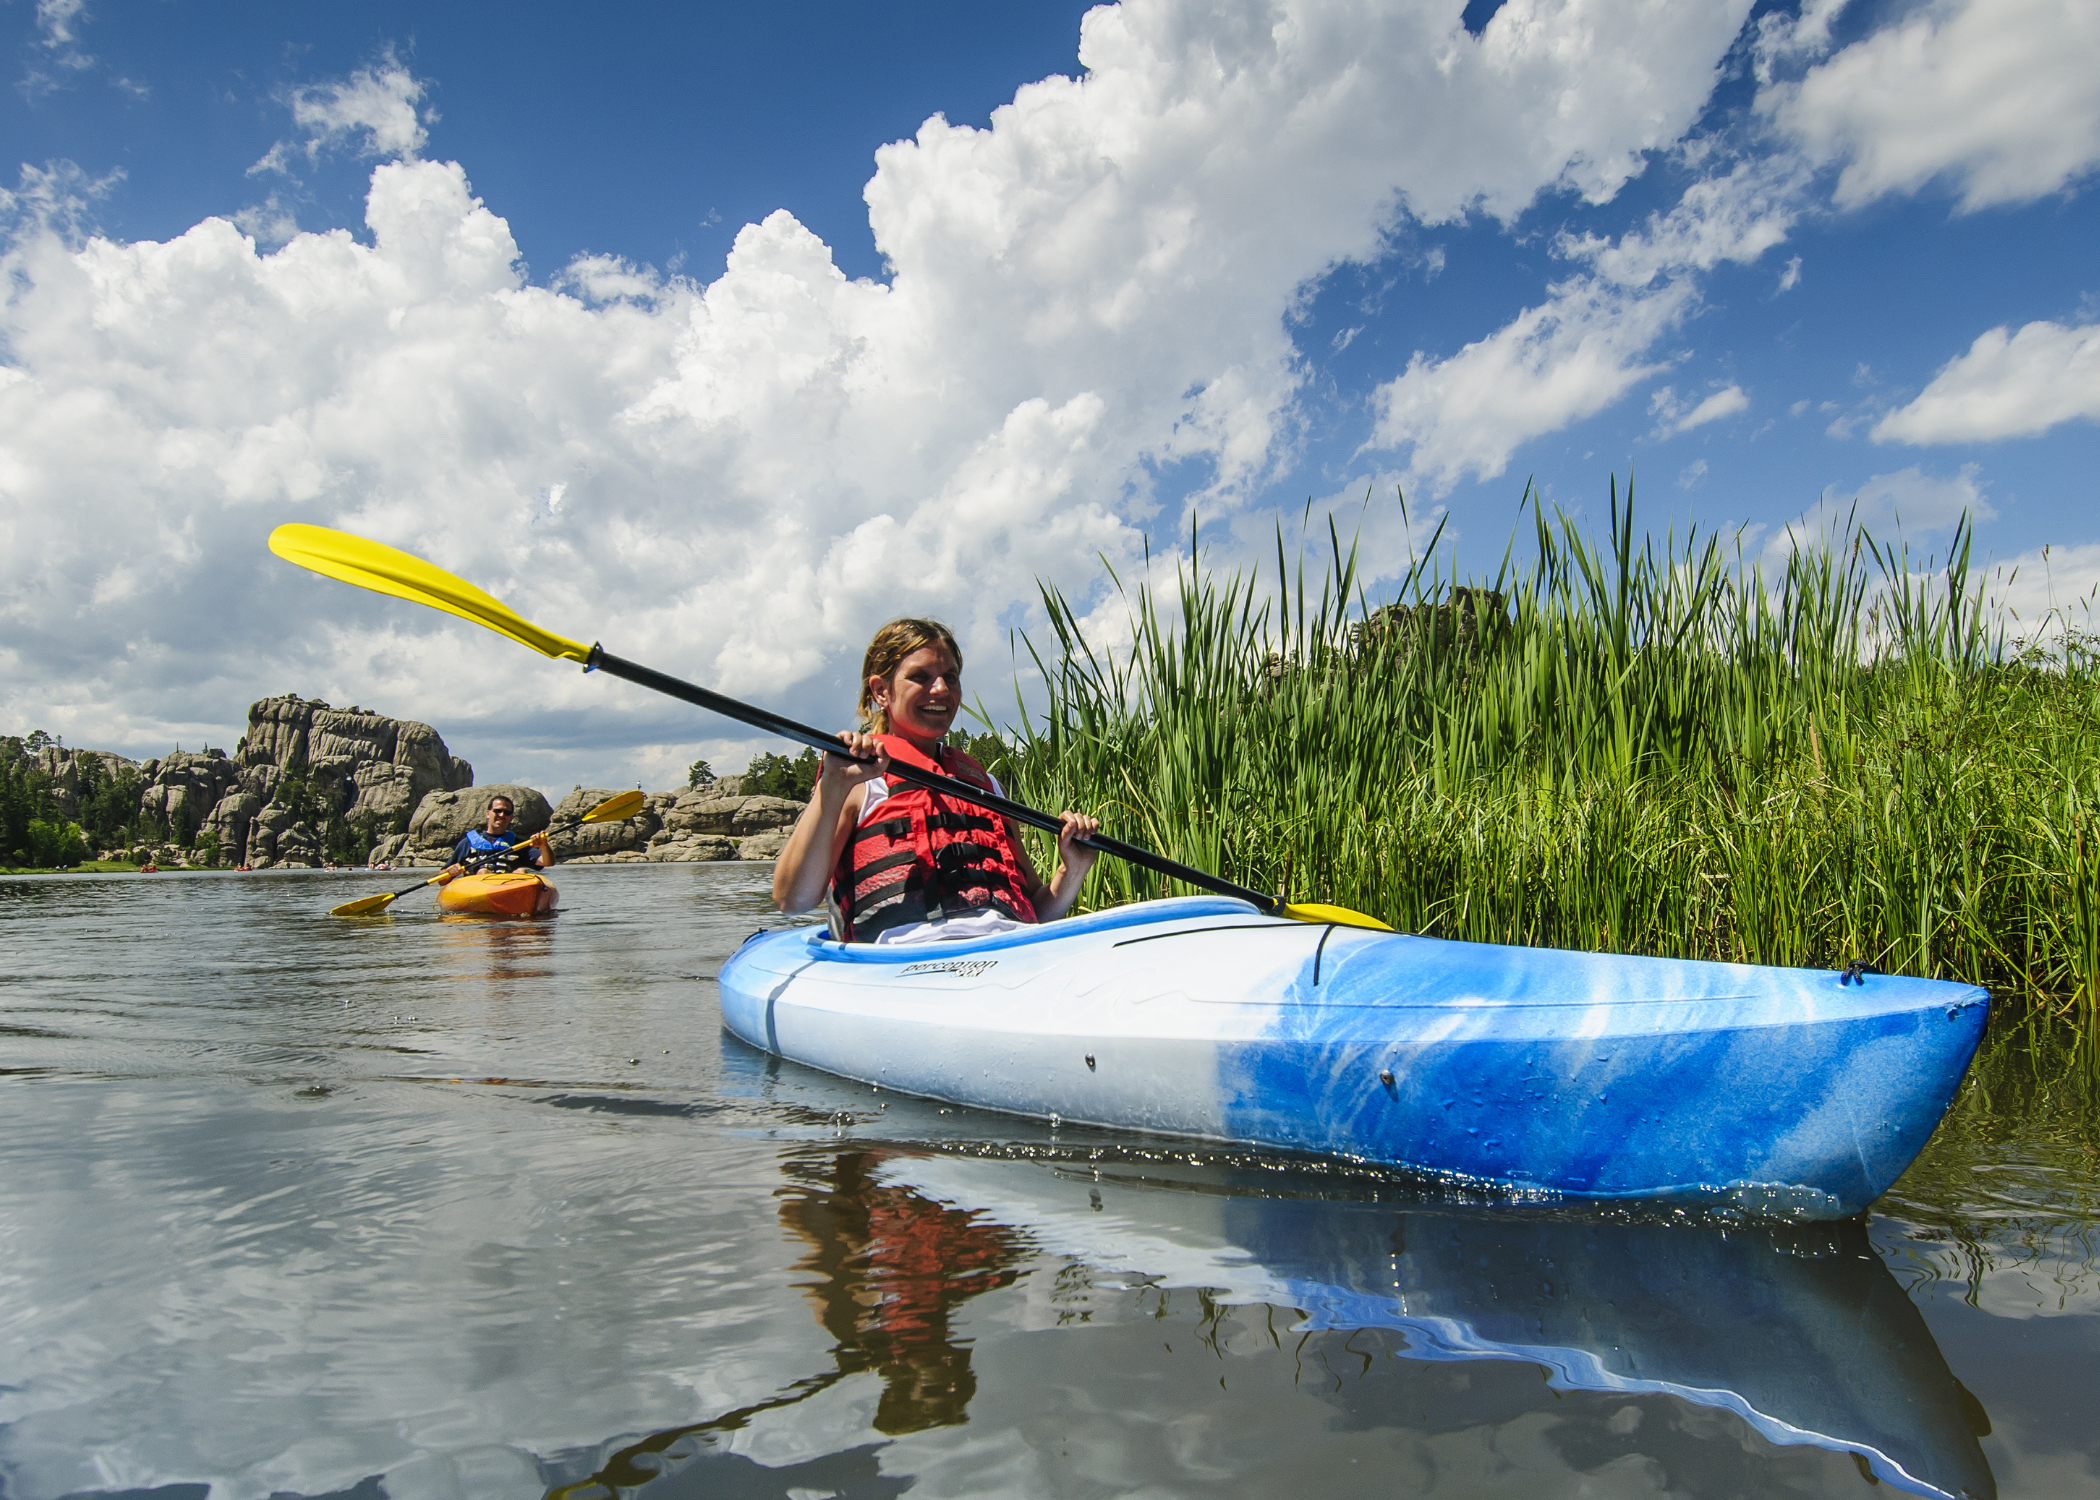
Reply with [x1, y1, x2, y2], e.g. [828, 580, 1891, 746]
[147, 752, 245, 847]
[26, 746, 143, 822]
[525, 785, 803, 864]
[192, 696, 475, 869]
[1350, 587, 1511, 659]
[236, 696, 471, 822]
[12, 702, 811, 872]
[666, 792, 805, 838]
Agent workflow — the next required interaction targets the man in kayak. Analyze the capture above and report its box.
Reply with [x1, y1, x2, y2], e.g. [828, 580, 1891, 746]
[438, 796, 554, 882]
[773, 618, 1099, 943]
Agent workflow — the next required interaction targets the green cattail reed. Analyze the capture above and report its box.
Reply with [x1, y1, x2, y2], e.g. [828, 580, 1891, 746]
[998, 481, 2100, 1017]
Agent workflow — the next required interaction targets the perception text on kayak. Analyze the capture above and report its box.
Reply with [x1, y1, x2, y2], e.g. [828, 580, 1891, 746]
[899, 958, 1001, 978]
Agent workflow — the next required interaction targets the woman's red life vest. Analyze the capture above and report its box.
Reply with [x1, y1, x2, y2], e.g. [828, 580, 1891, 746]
[830, 734, 1038, 942]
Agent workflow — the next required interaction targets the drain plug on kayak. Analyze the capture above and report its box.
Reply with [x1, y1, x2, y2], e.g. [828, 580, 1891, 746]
[1378, 1067, 1397, 1096]
[1085, 1053, 1096, 1071]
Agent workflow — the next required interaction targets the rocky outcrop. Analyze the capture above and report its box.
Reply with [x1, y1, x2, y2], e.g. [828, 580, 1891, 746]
[199, 788, 263, 862]
[196, 696, 476, 868]
[11, 706, 811, 871]
[637, 790, 802, 862]
[27, 746, 142, 822]
[144, 751, 244, 846]
[540, 786, 663, 860]
[1351, 587, 1510, 660]
[242, 801, 319, 868]
[235, 696, 472, 825]
[732, 826, 794, 860]
[400, 785, 551, 866]
[666, 792, 805, 838]
[533, 785, 804, 864]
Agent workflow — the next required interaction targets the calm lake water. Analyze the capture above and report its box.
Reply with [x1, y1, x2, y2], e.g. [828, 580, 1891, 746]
[3, 866, 2095, 1500]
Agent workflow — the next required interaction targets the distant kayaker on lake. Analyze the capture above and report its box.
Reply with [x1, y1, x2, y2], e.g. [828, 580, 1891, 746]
[773, 618, 1100, 943]
[438, 796, 553, 883]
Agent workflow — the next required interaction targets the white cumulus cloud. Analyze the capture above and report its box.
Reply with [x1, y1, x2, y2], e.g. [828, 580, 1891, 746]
[1650, 382, 1748, 437]
[1760, 0, 2100, 212]
[1763, 463, 1993, 566]
[1370, 154, 1791, 492]
[1874, 319, 2100, 445]
[254, 55, 431, 174]
[1981, 540, 2100, 644]
[1, 0, 1763, 779]
[1371, 276, 1689, 492]
[1371, 0, 2100, 498]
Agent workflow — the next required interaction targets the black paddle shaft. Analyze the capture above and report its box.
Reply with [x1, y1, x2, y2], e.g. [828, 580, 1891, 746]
[583, 644, 1279, 913]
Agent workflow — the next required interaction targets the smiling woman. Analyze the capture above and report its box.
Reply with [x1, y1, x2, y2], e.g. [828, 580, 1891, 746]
[770, 617, 1101, 943]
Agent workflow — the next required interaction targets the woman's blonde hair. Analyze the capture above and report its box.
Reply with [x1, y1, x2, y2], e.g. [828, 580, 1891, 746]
[859, 618, 963, 732]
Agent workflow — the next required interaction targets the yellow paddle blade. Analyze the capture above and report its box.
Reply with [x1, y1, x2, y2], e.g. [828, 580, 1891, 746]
[330, 872, 443, 918]
[329, 889, 406, 917]
[580, 789, 646, 823]
[269, 523, 591, 663]
[1280, 901, 1393, 932]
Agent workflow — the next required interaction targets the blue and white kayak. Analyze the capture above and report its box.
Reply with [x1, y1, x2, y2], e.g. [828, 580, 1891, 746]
[718, 896, 1989, 1216]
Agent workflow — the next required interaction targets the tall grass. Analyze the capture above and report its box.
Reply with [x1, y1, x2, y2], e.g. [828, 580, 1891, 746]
[1001, 483, 2100, 1012]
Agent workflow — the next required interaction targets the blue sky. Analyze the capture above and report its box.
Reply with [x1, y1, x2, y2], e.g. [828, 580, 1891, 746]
[4, 0, 2097, 789]
[4, 2, 1098, 281]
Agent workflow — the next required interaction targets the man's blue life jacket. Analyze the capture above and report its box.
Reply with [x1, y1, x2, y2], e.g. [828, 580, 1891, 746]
[455, 828, 536, 869]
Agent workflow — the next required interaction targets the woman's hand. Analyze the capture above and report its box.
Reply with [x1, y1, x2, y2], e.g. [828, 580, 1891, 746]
[818, 731, 889, 794]
[1055, 811, 1101, 877]
[1028, 810, 1101, 922]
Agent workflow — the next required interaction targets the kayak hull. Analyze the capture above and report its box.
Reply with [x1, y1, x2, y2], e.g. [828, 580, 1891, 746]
[437, 870, 557, 916]
[718, 897, 1988, 1216]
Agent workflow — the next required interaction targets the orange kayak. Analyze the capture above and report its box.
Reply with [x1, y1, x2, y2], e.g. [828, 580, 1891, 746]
[437, 870, 557, 916]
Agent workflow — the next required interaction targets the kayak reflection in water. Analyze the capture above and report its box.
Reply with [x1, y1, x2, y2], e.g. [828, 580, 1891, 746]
[771, 618, 1099, 944]
[880, 1148, 1998, 1500]
[540, 1139, 1994, 1500]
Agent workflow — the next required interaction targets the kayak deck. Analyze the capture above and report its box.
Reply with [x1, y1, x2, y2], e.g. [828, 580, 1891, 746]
[718, 897, 1988, 1216]
[438, 870, 557, 916]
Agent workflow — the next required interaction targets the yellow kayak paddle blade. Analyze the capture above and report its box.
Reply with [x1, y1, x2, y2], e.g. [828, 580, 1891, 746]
[269, 523, 592, 664]
[329, 876, 440, 918]
[580, 789, 646, 824]
[1279, 901, 1393, 931]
